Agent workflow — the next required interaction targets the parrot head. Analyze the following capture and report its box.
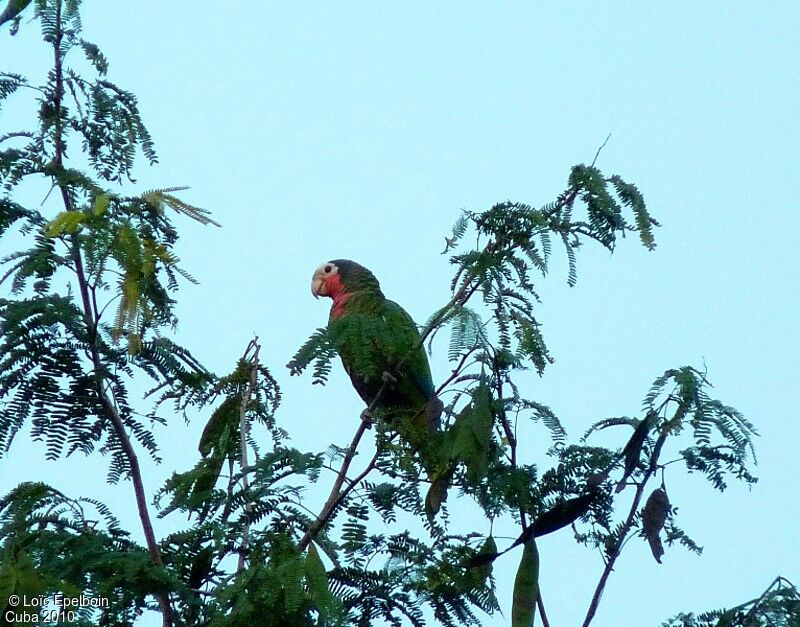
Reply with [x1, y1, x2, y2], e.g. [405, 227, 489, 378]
[311, 259, 383, 316]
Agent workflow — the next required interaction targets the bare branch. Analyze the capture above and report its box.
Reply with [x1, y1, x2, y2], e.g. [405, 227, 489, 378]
[591, 133, 612, 167]
[582, 425, 669, 627]
[236, 339, 259, 572]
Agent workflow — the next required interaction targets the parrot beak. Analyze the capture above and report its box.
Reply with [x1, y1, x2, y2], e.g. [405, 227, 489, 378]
[311, 268, 327, 299]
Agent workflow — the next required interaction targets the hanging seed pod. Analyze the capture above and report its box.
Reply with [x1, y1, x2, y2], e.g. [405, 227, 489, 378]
[0, 0, 33, 27]
[615, 412, 656, 493]
[511, 538, 539, 627]
[642, 487, 670, 563]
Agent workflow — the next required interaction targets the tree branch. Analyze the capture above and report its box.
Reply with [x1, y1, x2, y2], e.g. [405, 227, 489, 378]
[591, 133, 612, 167]
[582, 425, 669, 627]
[537, 591, 551, 627]
[435, 348, 475, 396]
[236, 339, 259, 572]
[297, 419, 372, 552]
[50, 2, 172, 624]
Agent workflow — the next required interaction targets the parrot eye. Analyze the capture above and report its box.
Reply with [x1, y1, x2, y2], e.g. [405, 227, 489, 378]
[324, 264, 333, 273]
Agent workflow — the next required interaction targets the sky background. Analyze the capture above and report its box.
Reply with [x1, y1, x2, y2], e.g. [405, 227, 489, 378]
[2, 2, 799, 625]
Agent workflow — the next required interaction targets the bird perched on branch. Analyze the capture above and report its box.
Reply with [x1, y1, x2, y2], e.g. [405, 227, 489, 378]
[310, 259, 447, 519]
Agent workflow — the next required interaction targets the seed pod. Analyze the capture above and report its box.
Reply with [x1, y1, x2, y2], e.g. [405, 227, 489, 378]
[642, 487, 670, 563]
[306, 542, 330, 604]
[533, 492, 595, 539]
[615, 412, 656, 493]
[0, 0, 32, 27]
[511, 539, 539, 627]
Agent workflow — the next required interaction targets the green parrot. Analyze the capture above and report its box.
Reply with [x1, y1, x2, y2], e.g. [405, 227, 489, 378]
[311, 259, 448, 519]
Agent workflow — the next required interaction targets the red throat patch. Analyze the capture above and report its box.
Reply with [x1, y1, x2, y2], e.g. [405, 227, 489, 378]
[325, 273, 351, 318]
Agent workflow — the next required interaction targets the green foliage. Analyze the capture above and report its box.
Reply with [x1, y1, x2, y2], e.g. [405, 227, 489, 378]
[0, 3, 778, 627]
[202, 535, 341, 627]
[0, 73, 26, 105]
[0, 0, 218, 489]
[662, 577, 800, 627]
[442, 306, 489, 362]
[324, 532, 500, 627]
[568, 367, 758, 572]
[0, 482, 175, 625]
[287, 327, 337, 385]
[645, 367, 758, 490]
[0, 295, 123, 461]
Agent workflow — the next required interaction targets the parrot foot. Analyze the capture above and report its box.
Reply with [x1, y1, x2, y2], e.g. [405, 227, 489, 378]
[381, 371, 398, 384]
[360, 408, 373, 429]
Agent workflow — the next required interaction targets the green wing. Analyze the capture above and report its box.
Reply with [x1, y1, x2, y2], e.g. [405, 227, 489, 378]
[381, 298, 436, 402]
[330, 294, 434, 417]
[330, 292, 448, 519]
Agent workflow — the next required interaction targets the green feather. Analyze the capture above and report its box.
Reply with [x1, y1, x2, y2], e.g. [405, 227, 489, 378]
[328, 285, 434, 420]
[326, 260, 447, 518]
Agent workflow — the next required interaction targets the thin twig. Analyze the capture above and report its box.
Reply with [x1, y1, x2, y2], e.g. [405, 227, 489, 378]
[591, 133, 612, 167]
[236, 339, 259, 572]
[582, 426, 669, 627]
[537, 591, 551, 627]
[297, 419, 372, 551]
[435, 348, 477, 395]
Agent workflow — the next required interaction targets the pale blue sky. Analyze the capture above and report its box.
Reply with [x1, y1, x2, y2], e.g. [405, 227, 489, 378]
[2, 2, 799, 625]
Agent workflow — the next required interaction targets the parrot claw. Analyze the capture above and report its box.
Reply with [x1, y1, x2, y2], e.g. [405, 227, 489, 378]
[381, 371, 398, 384]
[360, 408, 373, 428]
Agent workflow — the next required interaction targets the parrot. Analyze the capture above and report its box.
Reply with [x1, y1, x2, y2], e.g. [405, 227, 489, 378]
[310, 259, 448, 519]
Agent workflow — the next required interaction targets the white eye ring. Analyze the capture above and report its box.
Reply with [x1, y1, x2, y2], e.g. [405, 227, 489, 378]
[324, 264, 333, 273]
